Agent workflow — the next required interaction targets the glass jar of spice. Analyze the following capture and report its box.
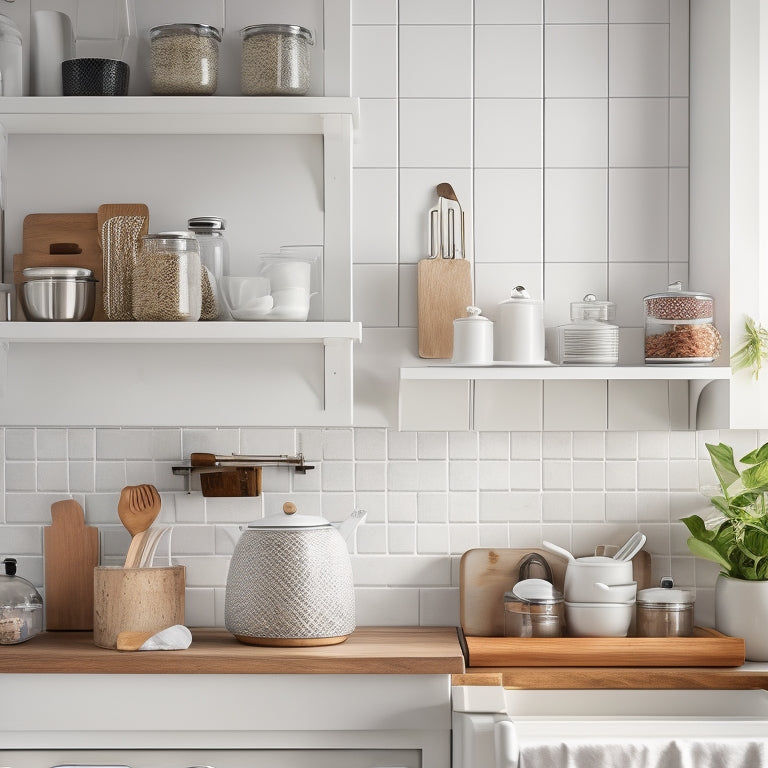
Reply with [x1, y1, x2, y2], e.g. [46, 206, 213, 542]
[240, 24, 314, 96]
[150, 23, 221, 95]
[644, 282, 721, 364]
[133, 232, 201, 322]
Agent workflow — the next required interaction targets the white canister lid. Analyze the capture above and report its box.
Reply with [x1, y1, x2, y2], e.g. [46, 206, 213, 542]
[637, 578, 695, 607]
[454, 306, 492, 324]
[498, 285, 543, 306]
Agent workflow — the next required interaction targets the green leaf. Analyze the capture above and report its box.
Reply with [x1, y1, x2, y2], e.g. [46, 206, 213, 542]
[686, 537, 733, 572]
[740, 443, 768, 465]
[740, 460, 768, 492]
[705, 443, 741, 495]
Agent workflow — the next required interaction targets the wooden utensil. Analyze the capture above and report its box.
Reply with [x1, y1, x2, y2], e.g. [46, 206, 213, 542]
[43, 499, 99, 630]
[418, 183, 472, 358]
[118, 484, 161, 568]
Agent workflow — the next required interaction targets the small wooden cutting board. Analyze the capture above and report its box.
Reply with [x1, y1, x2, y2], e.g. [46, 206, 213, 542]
[44, 499, 99, 630]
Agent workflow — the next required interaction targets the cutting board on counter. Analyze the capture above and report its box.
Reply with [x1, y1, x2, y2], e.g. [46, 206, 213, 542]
[13, 213, 105, 320]
[44, 499, 99, 630]
[459, 546, 651, 637]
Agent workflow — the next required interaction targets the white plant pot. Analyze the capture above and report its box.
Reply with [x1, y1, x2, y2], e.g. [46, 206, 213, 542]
[715, 573, 768, 661]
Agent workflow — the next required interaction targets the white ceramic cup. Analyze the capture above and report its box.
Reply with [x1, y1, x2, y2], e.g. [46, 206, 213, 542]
[563, 556, 634, 602]
[31, 11, 75, 96]
[494, 286, 545, 363]
[452, 306, 493, 365]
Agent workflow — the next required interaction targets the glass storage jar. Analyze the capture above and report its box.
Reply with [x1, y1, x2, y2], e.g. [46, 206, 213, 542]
[644, 282, 721, 363]
[150, 23, 220, 95]
[0, 558, 43, 644]
[240, 24, 314, 96]
[188, 216, 229, 320]
[133, 231, 201, 322]
[556, 293, 619, 365]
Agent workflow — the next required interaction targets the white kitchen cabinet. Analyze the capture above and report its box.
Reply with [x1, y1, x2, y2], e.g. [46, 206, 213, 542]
[0, 1, 362, 427]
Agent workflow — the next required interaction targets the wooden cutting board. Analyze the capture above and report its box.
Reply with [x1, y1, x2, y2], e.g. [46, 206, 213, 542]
[459, 547, 652, 637]
[13, 213, 105, 320]
[417, 257, 472, 358]
[44, 499, 99, 630]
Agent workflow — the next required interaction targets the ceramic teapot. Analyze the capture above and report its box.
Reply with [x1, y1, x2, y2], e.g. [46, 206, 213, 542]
[224, 502, 366, 646]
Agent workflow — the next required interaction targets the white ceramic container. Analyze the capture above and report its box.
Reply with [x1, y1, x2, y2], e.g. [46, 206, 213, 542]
[31, 10, 75, 96]
[452, 306, 493, 365]
[565, 600, 635, 638]
[563, 556, 634, 602]
[494, 286, 545, 363]
[715, 574, 768, 661]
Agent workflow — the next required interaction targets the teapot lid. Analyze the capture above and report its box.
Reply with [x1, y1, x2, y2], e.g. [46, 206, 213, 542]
[246, 501, 331, 529]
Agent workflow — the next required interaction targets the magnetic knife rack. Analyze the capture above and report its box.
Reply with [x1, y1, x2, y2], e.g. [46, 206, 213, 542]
[172, 453, 315, 497]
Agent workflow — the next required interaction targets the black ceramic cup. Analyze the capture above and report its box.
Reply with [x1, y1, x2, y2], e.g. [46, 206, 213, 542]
[62, 58, 130, 96]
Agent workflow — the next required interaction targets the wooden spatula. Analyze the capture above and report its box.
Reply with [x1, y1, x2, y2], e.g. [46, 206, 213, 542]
[118, 484, 161, 568]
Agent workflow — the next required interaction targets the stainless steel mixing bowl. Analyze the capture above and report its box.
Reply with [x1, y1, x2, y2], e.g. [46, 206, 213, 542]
[20, 266, 97, 321]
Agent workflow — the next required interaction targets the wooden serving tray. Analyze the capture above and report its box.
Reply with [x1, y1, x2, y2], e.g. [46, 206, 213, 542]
[463, 627, 746, 668]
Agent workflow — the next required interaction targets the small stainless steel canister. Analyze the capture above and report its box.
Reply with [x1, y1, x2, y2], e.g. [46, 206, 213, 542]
[636, 578, 695, 637]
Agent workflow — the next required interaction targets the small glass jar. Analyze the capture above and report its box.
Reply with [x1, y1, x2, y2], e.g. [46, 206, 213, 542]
[503, 580, 565, 638]
[644, 282, 721, 363]
[150, 23, 221, 95]
[556, 293, 619, 366]
[240, 24, 314, 96]
[188, 217, 229, 320]
[0, 558, 43, 644]
[133, 232, 201, 322]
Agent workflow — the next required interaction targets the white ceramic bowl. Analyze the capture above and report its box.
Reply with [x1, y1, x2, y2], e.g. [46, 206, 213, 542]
[565, 600, 635, 638]
[221, 276, 273, 319]
[564, 556, 634, 602]
[565, 578, 637, 604]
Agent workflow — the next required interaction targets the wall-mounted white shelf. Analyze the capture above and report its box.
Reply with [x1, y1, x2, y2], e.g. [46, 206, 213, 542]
[400, 365, 732, 381]
[0, 96, 360, 135]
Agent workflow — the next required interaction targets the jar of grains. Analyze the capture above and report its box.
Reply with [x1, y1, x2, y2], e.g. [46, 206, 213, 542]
[644, 282, 721, 363]
[133, 232, 202, 322]
[240, 24, 314, 96]
[150, 23, 221, 95]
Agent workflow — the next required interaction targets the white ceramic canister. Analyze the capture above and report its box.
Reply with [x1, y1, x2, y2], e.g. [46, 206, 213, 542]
[452, 306, 493, 365]
[30, 10, 75, 96]
[495, 286, 545, 363]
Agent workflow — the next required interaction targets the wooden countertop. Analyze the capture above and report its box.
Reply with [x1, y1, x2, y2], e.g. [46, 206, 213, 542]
[0, 626, 466, 675]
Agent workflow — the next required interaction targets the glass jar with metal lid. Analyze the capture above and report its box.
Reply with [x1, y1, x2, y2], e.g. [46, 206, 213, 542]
[240, 24, 314, 96]
[556, 293, 619, 366]
[150, 23, 221, 95]
[0, 558, 43, 644]
[132, 231, 201, 322]
[188, 217, 229, 320]
[644, 281, 721, 363]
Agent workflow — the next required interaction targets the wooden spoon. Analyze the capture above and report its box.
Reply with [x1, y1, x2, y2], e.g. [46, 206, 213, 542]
[118, 484, 161, 568]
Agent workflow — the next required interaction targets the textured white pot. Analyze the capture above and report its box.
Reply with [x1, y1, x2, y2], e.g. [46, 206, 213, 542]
[715, 574, 768, 661]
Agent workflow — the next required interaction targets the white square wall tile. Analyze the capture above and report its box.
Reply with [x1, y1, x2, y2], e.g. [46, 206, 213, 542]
[669, 169, 689, 263]
[607, 381, 672, 430]
[474, 169, 542, 263]
[354, 265, 399, 326]
[399, 26, 471, 98]
[354, 99, 398, 168]
[670, 98, 689, 167]
[670, 0, 690, 97]
[476, 0, 542, 23]
[6, 429, 34, 460]
[544, 25, 607, 97]
[544, 98, 608, 167]
[609, 98, 669, 167]
[608, 169, 669, 263]
[353, 168, 398, 264]
[474, 99, 542, 168]
[543, 262, 607, 327]
[352, 0, 397, 24]
[399, 0, 471, 24]
[475, 263, 543, 323]
[609, 0, 669, 23]
[36, 429, 67, 460]
[544, 169, 607, 262]
[608, 261, 670, 327]
[475, 25, 542, 98]
[609, 24, 670, 97]
[543, 381, 608, 430]
[400, 380, 471, 431]
[352, 26, 397, 98]
[398, 265, 417, 327]
[545, 0, 607, 23]
[400, 99, 472, 168]
[474, 381, 543, 431]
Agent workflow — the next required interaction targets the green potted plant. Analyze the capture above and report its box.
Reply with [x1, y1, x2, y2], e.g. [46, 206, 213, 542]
[682, 441, 768, 660]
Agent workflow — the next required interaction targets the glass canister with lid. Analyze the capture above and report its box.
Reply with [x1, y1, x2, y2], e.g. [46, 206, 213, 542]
[188, 216, 229, 320]
[556, 293, 619, 365]
[644, 282, 721, 363]
[149, 23, 221, 95]
[240, 24, 314, 96]
[132, 231, 202, 321]
[0, 558, 43, 644]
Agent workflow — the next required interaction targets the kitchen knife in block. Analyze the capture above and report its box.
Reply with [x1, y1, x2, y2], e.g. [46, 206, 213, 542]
[417, 256, 472, 358]
[44, 500, 99, 630]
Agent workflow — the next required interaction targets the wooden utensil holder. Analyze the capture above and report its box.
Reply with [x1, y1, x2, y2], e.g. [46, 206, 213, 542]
[93, 565, 185, 649]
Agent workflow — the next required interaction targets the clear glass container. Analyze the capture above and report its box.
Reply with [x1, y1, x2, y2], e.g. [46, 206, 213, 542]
[556, 293, 619, 366]
[0, 558, 43, 644]
[150, 23, 220, 95]
[644, 282, 721, 363]
[503, 583, 564, 638]
[188, 217, 229, 320]
[133, 231, 201, 321]
[240, 24, 314, 96]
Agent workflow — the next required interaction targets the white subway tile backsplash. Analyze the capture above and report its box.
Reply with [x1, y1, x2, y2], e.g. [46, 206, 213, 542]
[182, 428, 239, 459]
[398, 264, 418, 326]
[388, 522, 416, 553]
[418, 461, 448, 491]
[357, 522, 388, 553]
[388, 461, 420, 491]
[543, 262, 607, 326]
[545, 0, 607, 23]
[355, 587, 420, 625]
[449, 523, 479, 553]
[638, 460, 669, 491]
[419, 587, 459, 625]
[354, 98, 398, 167]
[37, 462, 68, 492]
[669, 168, 689, 261]
[542, 491, 571, 521]
[400, 98, 472, 167]
[36, 429, 67, 460]
[543, 459, 571, 491]
[417, 431, 448, 460]
[399, 26, 472, 98]
[479, 432, 509, 460]
[387, 491, 417, 522]
[609, 98, 669, 167]
[68, 429, 95, 460]
[605, 460, 636, 491]
[322, 429, 354, 460]
[354, 264, 399, 326]
[449, 431, 478, 460]
[474, 99, 543, 168]
[573, 461, 604, 491]
[352, 25, 398, 98]
[479, 461, 509, 491]
[416, 492, 448, 523]
[321, 461, 355, 491]
[475, 25, 542, 98]
[353, 168, 398, 264]
[388, 430, 418, 460]
[609, 24, 669, 97]
[355, 428, 388, 460]
[417, 523, 449, 553]
[6, 429, 35, 460]
[572, 492, 605, 521]
[353, 0, 397, 24]
[669, 0, 690, 97]
[399, 0, 471, 24]
[544, 25, 607, 97]
[7, 463, 35, 493]
[448, 491, 478, 522]
[449, 460, 478, 492]
[476, 0, 542, 24]
[355, 461, 387, 491]
[605, 491, 637, 521]
[609, 0, 669, 23]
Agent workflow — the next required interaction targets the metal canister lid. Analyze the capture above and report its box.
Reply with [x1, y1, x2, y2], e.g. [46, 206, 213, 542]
[240, 24, 314, 44]
[508, 578, 563, 605]
[150, 23, 222, 42]
[498, 285, 542, 305]
[22, 266, 94, 280]
[637, 577, 694, 608]
[570, 293, 616, 322]
[188, 216, 227, 233]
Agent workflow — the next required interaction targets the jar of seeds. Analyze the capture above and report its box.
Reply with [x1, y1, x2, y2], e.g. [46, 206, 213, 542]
[240, 24, 314, 96]
[150, 23, 221, 95]
[133, 232, 202, 322]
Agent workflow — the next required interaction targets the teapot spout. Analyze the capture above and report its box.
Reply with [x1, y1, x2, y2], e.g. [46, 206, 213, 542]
[333, 508, 367, 543]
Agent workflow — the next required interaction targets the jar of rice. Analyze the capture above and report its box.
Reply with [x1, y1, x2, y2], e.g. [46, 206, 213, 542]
[240, 24, 314, 96]
[150, 23, 221, 95]
[133, 232, 202, 322]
